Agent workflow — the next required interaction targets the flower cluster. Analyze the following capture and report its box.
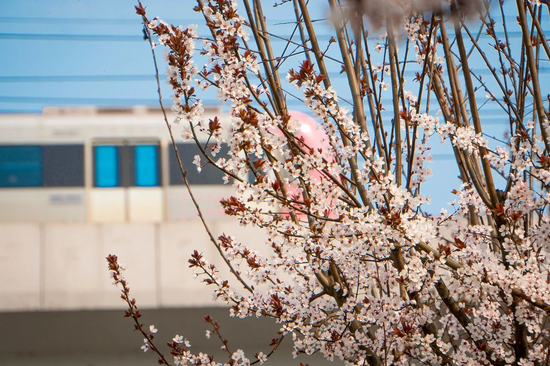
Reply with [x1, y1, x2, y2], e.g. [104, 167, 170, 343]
[121, 0, 550, 364]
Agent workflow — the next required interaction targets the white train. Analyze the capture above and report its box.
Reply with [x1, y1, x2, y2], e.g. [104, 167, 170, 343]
[0, 106, 235, 223]
[0, 106, 273, 312]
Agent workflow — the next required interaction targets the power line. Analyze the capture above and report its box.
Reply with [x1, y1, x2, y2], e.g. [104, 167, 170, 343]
[0, 30, 532, 43]
[0, 17, 147, 25]
[0, 94, 499, 109]
[0, 96, 303, 107]
[0, 16, 295, 25]
[0, 33, 142, 42]
[0, 109, 43, 114]
[0, 63, 547, 84]
[0, 95, 520, 121]
[0, 95, 169, 105]
[0, 15, 545, 26]
[0, 75, 155, 82]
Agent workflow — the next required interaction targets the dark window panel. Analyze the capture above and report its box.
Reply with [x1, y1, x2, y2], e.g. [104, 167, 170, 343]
[169, 143, 228, 185]
[43, 145, 84, 187]
[0, 145, 42, 187]
[118, 145, 135, 188]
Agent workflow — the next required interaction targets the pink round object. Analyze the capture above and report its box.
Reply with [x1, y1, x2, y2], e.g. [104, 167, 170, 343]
[281, 111, 337, 219]
[288, 110, 330, 154]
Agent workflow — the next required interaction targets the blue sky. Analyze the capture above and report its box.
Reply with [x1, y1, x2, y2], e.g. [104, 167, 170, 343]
[0, 0, 332, 113]
[0, 1, 202, 113]
[0, 0, 548, 213]
[1, 0, 544, 116]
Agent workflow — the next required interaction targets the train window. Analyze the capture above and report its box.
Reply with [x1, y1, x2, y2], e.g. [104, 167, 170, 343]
[94, 143, 160, 188]
[94, 146, 118, 187]
[169, 143, 227, 185]
[0, 145, 43, 187]
[135, 145, 159, 187]
[43, 145, 84, 187]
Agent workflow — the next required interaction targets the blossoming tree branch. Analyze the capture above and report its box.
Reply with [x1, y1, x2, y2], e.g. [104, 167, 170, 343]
[108, 0, 550, 364]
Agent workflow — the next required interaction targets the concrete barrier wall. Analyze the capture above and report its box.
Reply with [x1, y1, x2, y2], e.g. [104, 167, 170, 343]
[0, 224, 41, 311]
[0, 220, 264, 312]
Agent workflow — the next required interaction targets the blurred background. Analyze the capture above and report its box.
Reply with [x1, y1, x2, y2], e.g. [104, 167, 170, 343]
[0, 0, 548, 365]
[0, 1, 336, 364]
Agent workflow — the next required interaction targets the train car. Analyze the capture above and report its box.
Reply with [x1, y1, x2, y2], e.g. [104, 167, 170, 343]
[0, 106, 235, 223]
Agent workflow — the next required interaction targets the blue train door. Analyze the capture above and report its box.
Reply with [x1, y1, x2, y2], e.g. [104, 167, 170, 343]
[89, 140, 164, 222]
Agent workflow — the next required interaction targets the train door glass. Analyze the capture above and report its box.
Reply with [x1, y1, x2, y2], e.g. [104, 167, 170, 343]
[90, 141, 163, 223]
[94, 146, 118, 188]
[135, 145, 158, 187]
